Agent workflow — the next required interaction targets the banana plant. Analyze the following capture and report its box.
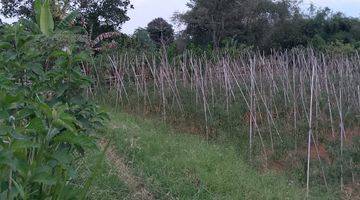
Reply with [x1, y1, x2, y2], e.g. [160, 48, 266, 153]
[28, 0, 118, 52]
[32, 0, 80, 36]
[34, 0, 54, 36]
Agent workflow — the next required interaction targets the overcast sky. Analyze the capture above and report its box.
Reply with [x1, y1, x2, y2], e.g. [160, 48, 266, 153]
[121, 0, 189, 34]
[1, 0, 360, 34]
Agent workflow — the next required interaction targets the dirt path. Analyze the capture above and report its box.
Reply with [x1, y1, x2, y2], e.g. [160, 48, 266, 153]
[100, 139, 155, 200]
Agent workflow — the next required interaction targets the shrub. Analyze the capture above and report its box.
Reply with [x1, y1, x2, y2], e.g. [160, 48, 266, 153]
[0, 9, 107, 200]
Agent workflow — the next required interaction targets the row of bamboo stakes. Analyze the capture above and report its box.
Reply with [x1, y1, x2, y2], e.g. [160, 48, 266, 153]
[87, 49, 359, 197]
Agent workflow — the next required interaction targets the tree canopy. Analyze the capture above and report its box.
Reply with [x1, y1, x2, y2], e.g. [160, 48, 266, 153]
[175, 0, 360, 51]
[147, 17, 174, 46]
[0, 0, 133, 37]
[2, 0, 360, 51]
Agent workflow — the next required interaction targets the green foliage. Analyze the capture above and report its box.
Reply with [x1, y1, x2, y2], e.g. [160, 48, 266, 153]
[327, 137, 360, 186]
[325, 40, 359, 54]
[132, 28, 156, 51]
[0, 12, 107, 199]
[175, 0, 360, 52]
[0, 0, 132, 38]
[92, 48, 359, 197]
[81, 0, 132, 37]
[57, 11, 80, 31]
[18, 3, 83, 37]
[310, 34, 327, 50]
[147, 18, 174, 46]
[175, 0, 297, 48]
[39, 0, 55, 36]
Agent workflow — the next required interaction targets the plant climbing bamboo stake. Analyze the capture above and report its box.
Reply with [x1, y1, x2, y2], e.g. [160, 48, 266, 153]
[199, 63, 209, 139]
[108, 55, 129, 103]
[299, 70, 309, 123]
[292, 56, 298, 150]
[309, 57, 329, 191]
[95, 49, 360, 190]
[160, 66, 166, 121]
[255, 74, 283, 142]
[162, 62, 183, 112]
[332, 82, 345, 192]
[311, 133, 329, 191]
[254, 93, 268, 169]
[248, 57, 267, 163]
[209, 65, 215, 110]
[249, 58, 255, 162]
[223, 59, 230, 115]
[306, 61, 316, 198]
[358, 85, 360, 111]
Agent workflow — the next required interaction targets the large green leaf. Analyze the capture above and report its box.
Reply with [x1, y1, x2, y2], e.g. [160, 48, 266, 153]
[51, 150, 72, 165]
[0, 150, 16, 169]
[34, 0, 42, 25]
[10, 177, 26, 199]
[40, 0, 54, 36]
[32, 167, 57, 185]
[57, 11, 80, 31]
[12, 140, 40, 150]
[27, 117, 47, 135]
[0, 42, 12, 49]
[36, 101, 52, 119]
[54, 131, 95, 149]
[19, 19, 41, 34]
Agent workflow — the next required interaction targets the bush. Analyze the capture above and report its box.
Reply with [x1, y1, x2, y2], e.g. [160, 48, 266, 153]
[0, 15, 107, 200]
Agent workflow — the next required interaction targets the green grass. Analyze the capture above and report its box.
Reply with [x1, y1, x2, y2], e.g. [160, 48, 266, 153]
[73, 148, 131, 200]
[108, 111, 305, 200]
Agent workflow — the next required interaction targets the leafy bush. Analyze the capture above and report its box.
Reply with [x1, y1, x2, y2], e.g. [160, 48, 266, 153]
[0, 6, 108, 200]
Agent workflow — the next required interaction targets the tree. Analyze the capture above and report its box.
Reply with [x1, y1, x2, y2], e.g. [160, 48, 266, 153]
[79, 0, 133, 37]
[133, 27, 156, 50]
[175, 0, 305, 49]
[176, 0, 360, 51]
[147, 18, 174, 46]
[1, 0, 32, 17]
[301, 8, 360, 46]
[0, 0, 133, 37]
[174, 0, 244, 48]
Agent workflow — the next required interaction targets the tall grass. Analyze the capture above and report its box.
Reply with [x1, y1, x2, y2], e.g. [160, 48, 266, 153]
[89, 49, 359, 196]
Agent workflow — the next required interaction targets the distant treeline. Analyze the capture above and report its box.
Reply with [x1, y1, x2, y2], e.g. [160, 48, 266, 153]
[176, 0, 360, 51]
[123, 0, 360, 53]
[2, 0, 360, 53]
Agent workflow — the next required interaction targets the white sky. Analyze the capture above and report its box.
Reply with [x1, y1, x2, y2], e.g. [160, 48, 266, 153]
[121, 0, 189, 34]
[1, 0, 360, 34]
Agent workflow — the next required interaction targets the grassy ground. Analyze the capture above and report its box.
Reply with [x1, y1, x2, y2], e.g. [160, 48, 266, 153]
[74, 148, 131, 199]
[107, 111, 306, 200]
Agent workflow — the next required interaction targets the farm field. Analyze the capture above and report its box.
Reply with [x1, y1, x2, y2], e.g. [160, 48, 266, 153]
[86, 111, 310, 199]
[92, 50, 359, 199]
[74, 109, 348, 199]
[1, 0, 360, 199]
